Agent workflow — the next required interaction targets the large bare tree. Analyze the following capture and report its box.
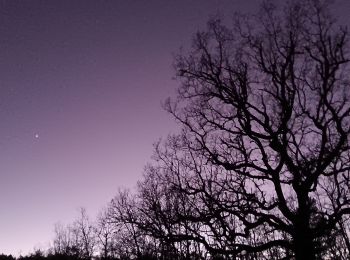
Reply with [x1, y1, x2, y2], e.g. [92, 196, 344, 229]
[161, 0, 350, 259]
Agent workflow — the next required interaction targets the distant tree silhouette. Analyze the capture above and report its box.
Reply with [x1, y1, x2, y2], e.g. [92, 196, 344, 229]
[108, 190, 159, 259]
[73, 208, 96, 259]
[50, 209, 96, 259]
[0, 254, 15, 260]
[51, 222, 82, 258]
[94, 208, 118, 260]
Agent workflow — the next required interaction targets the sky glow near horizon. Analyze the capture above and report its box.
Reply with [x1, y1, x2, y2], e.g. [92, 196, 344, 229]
[0, 0, 348, 256]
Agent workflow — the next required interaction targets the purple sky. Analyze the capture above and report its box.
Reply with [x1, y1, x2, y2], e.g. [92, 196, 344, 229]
[0, 0, 348, 256]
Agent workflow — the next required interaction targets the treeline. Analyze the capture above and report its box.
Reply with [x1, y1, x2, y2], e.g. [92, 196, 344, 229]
[0, 252, 79, 260]
[46, 154, 350, 259]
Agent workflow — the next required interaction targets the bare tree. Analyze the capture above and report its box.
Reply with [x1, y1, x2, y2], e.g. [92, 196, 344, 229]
[159, 0, 350, 259]
[109, 172, 207, 260]
[52, 222, 69, 255]
[95, 208, 117, 260]
[52, 222, 81, 257]
[150, 135, 290, 259]
[108, 190, 152, 259]
[138, 164, 205, 259]
[73, 208, 96, 259]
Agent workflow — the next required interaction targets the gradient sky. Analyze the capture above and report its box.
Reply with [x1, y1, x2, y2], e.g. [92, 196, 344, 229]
[0, 0, 348, 256]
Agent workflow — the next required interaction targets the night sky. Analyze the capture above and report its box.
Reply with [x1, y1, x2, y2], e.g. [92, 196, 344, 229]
[0, 0, 348, 256]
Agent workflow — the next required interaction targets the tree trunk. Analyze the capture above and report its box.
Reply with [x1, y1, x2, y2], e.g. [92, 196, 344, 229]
[293, 208, 316, 259]
[293, 192, 316, 260]
[294, 230, 316, 260]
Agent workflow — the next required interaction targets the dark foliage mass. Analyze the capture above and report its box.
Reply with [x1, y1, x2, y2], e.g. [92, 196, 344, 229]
[3, 0, 350, 259]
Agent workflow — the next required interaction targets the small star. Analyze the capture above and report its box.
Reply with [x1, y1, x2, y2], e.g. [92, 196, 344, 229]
[34, 133, 39, 139]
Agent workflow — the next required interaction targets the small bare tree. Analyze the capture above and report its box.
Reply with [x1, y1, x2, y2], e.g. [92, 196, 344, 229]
[95, 208, 117, 260]
[74, 208, 96, 259]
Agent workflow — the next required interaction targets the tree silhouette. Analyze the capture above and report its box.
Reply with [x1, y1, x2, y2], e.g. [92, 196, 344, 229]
[43, 0, 350, 259]
[94, 208, 118, 260]
[50, 209, 96, 259]
[73, 208, 96, 259]
[0, 254, 15, 260]
[157, 0, 350, 259]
